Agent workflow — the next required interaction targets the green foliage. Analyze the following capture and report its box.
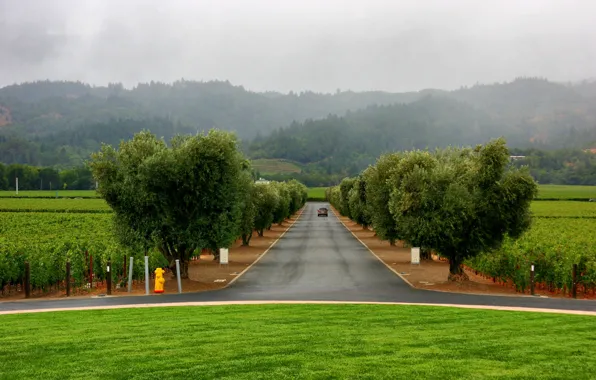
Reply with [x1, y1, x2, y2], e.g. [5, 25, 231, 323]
[253, 183, 280, 236]
[347, 177, 370, 227]
[389, 139, 537, 279]
[362, 153, 403, 245]
[467, 219, 596, 293]
[89, 129, 248, 276]
[338, 177, 356, 217]
[0, 212, 165, 292]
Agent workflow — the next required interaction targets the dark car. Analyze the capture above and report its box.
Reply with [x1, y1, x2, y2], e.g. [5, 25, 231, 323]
[317, 207, 328, 217]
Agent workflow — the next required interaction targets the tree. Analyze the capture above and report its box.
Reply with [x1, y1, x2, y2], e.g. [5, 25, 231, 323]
[253, 183, 280, 236]
[89, 129, 247, 278]
[348, 176, 371, 228]
[338, 177, 355, 217]
[237, 173, 256, 246]
[363, 154, 402, 245]
[0, 163, 7, 190]
[272, 182, 291, 225]
[389, 138, 537, 281]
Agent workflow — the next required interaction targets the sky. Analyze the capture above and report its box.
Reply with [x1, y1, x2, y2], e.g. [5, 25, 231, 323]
[0, 0, 595, 93]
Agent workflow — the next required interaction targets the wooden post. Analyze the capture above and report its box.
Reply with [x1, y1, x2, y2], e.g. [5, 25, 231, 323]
[572, 264, 578, 299]
[106, 259, 112, 296]
[530, 263, 535, 296]
[66, 261, 71, 297]
[24, 261, 31, 298]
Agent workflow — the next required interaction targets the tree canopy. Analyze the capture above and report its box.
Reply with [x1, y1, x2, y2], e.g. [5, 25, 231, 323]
[329, 138, 537, 281]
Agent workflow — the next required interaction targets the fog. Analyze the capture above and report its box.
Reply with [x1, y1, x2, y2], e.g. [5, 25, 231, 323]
[1, 0, 595, 93]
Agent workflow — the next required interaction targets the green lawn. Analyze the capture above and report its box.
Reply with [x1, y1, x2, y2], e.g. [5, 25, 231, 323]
[0, 304, 594, 379]
[537, 184, 596, 199]
[307, 187, 327, 199]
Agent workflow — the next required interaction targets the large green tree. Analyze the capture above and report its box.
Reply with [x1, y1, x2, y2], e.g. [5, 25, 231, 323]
[362, 154, 402, 245]
[348, 176, 371, 228]
[89, 129, 248, 277]
[389, 138, 537, 281]
[253, 183, 280, 236]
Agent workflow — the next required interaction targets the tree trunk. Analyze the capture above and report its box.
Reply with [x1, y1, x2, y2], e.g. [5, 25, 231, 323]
[258, 229, 264, 237]
[421, 247, 432, 261]
[389, 239, 396, 246]
[448, 257, 469, 282]
[242, 232, 252, 246]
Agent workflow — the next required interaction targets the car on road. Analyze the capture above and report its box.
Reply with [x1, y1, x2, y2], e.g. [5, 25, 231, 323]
[317, 207, 328, 217]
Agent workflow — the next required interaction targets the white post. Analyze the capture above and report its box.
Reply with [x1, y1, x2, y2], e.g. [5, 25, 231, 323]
[15, 177, 18, 195]
[175, 259, 182, 294]
[219, 248, 229, 265]
[411, 247, 420, 265]
[128, 256, 134, 292]
[144, 255, 149, 295]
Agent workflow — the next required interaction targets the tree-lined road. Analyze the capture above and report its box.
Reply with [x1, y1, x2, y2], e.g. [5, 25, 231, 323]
[1, 203, 595, 313]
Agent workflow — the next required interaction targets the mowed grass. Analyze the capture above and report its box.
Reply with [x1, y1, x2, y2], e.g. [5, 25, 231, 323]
[531, 201, 596, 218]
[1, 304, 595, 379]
[251, 159, 302, 174]
[0, 190, 98, 198]
[537, 184, 596, 199]
[308, 187, 327, 199]
[0, 197, 110, 212]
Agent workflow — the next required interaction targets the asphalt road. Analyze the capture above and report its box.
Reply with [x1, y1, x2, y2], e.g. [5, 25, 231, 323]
[1, 202, 595, 313]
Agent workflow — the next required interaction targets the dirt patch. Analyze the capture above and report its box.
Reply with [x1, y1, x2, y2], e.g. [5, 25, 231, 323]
[333, 208, 594, 300]
[0, 211, 302, 302]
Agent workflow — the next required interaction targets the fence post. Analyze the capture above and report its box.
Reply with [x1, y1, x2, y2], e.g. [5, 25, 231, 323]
[572, 264, 578, 299]
[24, 261, 31, 298]
[127, 256, 134, 293]
[530, 263, 535, 296]
[175, 259, 182, 294]
[66, 261, 71, 297]
[144, 255, 150, 295]
[106, 259, 112, 296]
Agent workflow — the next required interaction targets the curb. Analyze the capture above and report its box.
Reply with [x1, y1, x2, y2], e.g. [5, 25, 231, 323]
[1, 300, 595, 316]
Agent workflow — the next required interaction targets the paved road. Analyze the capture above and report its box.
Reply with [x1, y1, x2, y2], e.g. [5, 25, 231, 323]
[1, 202, 595, 313]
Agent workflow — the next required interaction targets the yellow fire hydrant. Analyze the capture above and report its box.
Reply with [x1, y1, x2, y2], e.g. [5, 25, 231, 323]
[154, 267, 165, 293]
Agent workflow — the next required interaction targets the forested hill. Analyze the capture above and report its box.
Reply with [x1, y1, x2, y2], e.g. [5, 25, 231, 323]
[248, 79, 596, 179]
[0, 79, 419, 140]
[1, 77, 596, 170]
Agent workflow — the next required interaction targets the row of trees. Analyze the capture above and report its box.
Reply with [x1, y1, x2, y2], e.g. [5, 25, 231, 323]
[0, 163, 94, 191]
[327, 138, 538, 281]
[89, 129, 307, 278]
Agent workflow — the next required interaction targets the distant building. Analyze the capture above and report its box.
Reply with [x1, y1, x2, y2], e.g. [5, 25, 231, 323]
[255, 178, 270, 184]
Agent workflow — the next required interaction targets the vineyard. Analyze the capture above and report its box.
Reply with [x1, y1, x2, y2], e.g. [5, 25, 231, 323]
[466, 208, 596, 296]
[0, 212, 166, 296]
[0, 198, 110, 212]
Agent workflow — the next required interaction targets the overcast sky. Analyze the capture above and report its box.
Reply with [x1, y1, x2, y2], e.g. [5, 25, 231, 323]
[1, 0, 595, 93]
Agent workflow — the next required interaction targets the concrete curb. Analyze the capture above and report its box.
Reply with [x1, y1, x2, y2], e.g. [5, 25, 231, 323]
[1, 300, 595, 316]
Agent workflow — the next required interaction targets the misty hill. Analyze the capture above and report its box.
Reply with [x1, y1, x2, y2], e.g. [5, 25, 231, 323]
[1, 77, 596, 171]
[0, 80, 419, 140]
[248, 79, 596, 180]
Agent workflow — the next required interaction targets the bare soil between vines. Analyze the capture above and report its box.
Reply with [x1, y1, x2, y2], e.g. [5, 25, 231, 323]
[0, 213, 301, 301]
[334, 211, 596, 300]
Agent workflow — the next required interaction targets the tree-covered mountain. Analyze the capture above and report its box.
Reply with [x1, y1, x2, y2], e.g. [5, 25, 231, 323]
[0, 79, 420, 140]
[2, 77, 596, 182]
